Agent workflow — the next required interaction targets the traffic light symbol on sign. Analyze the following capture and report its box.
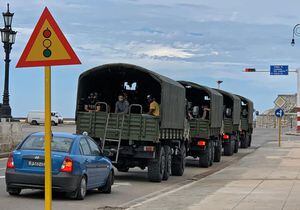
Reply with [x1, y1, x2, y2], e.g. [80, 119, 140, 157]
[43, 28, 52, 58]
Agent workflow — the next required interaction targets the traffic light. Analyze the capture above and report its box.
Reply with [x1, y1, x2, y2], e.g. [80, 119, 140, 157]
[42, 28, 52, 58]
[244, 68, 256, 72]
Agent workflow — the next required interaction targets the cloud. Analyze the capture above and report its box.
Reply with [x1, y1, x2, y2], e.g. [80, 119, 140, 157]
[140, 45, 194, 59]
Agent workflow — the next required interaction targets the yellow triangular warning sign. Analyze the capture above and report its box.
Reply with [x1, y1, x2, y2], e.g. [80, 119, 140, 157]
[16, 7, 80, 68]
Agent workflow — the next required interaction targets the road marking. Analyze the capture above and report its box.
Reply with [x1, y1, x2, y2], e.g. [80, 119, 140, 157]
[0, 168, 6, 170]
[112, 182, 132, 188]
[0, 176, 5, 179]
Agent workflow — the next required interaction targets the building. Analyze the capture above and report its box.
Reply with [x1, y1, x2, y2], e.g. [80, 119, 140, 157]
[256, 94, 297, 129]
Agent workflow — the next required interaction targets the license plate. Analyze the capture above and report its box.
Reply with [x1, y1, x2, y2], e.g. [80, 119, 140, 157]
[28, 160, 44, 167]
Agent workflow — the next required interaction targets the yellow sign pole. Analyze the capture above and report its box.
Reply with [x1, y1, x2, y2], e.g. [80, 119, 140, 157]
[44, 66, 52, 210]
[278, 117, 282, 147]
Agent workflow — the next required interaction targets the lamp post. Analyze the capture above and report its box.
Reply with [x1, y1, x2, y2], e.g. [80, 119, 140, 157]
[0, 4, 16, 119]
[291, 24, 300, 133]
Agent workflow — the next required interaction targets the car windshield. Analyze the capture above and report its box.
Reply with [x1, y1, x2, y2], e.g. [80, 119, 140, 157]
[20, 136, 73, 153]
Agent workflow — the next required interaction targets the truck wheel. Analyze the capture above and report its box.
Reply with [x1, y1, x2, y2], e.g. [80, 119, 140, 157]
[148, 146, 165, 182]
[248, 135, 252, 147]
[224, 141, 233, 156]
[7, 187, 21, 196]
[163, 145, 171, 180]
[240, 134, 249, 148]
[171, 143, 186, 176]
[234, 140, 239, 153]
[117, 167, 129, 172]
[51, 121, 57, 126]
[199, 141, 212, 168]
[214, 142, 222, 162]
[209, 142, 214, 166]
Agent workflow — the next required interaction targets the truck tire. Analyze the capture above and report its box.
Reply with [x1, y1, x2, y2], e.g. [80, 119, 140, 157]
[31, 120, 38, 125]
[148, 146, 165, 182]
[171, 143, 186, 176]
[117, 167, 129, 172]
[209, 142, 214, 166]
[224, 141, 234, 156]
[214, 142, 222, 162]
[163, 145, 171, 180]
[240, 134, 249, 148]
[248, 135, 252, 147]
[199, 141, 212, 168]
[234, 140, 239, 153]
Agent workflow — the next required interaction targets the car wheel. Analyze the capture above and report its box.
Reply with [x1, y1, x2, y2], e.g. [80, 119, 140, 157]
[75, 176, 87, 200]
[7, 187, 21, 196]
[99, 170, 113, 194]
[51, 121, 57, 126]
[31, 120, 38, 125]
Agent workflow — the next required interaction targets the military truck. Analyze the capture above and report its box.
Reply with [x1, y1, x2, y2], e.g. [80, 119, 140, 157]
[235, 95, 254, 148]
[178, 81, 223, 168]
[214, 89, 241, 156]
[76, 63, 188, 182]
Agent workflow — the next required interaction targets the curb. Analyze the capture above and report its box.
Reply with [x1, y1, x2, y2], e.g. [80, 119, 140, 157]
[286, 132, 300, 136]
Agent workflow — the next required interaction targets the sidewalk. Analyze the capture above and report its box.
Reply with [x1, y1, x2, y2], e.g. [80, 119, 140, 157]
[129, 135, 300, 210]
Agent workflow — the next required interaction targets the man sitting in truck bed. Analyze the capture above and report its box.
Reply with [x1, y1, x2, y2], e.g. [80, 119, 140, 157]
[84, 92, 101, 112]
[147, 95, 160, 116]
[115, 93, 129, 114]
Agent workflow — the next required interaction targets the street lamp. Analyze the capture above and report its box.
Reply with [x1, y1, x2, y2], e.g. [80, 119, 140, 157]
[291, 24, 300, 46]
[291, 24, 300, 133]
[0, 4, 17, 119]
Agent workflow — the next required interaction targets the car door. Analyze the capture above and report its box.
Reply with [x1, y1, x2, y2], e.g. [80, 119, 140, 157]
[86, 137, 110, 186]
[79, 138, 96, 188]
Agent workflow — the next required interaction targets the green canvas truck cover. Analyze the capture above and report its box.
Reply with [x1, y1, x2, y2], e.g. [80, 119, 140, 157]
[235, 95, 254, 124]
[76, 63, 186, 130]
[214, 89, 241, 125]
[178, 81, 223, 128]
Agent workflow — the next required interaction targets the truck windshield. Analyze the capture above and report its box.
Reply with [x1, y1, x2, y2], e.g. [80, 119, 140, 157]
[20, 136, 73, 153]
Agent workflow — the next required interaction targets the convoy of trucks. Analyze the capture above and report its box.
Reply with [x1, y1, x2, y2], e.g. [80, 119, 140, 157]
[76, 63, 254, 182]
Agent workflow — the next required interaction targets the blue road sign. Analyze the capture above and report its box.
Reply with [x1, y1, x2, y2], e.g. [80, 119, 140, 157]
[275, 108, 284, 118]
[270, 65, 288, 75]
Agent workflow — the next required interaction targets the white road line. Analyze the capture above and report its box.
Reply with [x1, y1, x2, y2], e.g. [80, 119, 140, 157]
[0, 168, 6, 170]
[0, 176, 5, 179]
[126, 180, 200, 209]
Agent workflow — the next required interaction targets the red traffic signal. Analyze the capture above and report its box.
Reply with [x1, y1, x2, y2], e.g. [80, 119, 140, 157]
[244, 68, 256, 72]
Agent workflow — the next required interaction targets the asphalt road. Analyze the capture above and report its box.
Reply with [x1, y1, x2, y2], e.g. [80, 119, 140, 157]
[0, 126, 281, 210]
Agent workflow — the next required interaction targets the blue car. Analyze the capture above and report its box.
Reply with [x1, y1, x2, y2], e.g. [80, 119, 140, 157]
[5, 132, 114, 200]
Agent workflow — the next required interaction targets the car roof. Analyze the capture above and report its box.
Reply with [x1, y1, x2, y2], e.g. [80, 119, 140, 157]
[31, 132, 82, 139]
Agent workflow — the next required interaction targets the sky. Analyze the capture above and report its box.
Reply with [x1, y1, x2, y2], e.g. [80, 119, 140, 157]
[1, 0, 300, 117]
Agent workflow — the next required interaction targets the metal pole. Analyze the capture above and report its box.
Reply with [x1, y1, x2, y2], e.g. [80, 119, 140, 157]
[1, 42, 11, 118]
[278, 117, 282, 147]
[297, 69, 300, 133]
[44, 66, 52, 210]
